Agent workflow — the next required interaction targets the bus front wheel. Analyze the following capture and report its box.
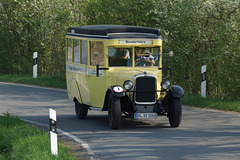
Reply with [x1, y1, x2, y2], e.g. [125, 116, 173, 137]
[108, 94, 121, 129]
[168, 97, 182, 127]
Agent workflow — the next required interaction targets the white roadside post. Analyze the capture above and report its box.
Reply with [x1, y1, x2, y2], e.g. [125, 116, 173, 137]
[33, 52, 38, 78]
[201, 65, 207, 98]
[49, 108, 58, 156]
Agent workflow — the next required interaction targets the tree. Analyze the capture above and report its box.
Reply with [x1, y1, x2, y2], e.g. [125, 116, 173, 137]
[0, 0, 239, 99]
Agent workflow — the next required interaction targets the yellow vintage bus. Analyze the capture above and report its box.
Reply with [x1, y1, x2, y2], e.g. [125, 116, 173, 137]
[66, 25, 184, 129]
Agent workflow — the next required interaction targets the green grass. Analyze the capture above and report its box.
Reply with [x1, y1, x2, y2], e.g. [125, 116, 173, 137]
[0, 113, 76, 160]
[182, 94, 240, 113]
[0, 74, 66, 89]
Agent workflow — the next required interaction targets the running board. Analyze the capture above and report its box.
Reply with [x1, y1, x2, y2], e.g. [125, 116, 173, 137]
[89, 107, 102, 111]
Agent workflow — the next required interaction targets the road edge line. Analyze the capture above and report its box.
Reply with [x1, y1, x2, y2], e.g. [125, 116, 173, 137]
[0, 83, 96, 159]
[22, 119, 95, 160]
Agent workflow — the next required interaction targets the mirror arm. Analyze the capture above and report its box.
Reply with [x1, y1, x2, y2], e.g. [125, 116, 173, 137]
[158, 65, 172, 77]
[96, 65, 109, 77]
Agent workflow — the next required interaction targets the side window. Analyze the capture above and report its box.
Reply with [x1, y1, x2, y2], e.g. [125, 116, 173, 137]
[152, 47, 160, 66]
[67, 39, 72, 62]
[81, 40, 88, 64]
[73, 39, 80, 63]
[90, 41, 104, 66]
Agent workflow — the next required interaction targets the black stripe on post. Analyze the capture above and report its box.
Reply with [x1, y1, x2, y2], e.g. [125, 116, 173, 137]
[202, 72, 206, 82]
[33, 58, 37, 66]
[49, 118, 57, 134]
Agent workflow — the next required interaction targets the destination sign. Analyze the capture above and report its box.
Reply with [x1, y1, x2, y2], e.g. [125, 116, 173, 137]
[119, 40, 152, 44]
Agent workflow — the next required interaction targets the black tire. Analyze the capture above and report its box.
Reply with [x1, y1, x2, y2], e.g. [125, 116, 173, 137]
[168, 96, 182, 127]
[108, 94, 121, 129]
[75, 100, 88, 119]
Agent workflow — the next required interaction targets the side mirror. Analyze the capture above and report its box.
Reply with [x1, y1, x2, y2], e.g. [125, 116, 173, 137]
[168, 51, 174, 57]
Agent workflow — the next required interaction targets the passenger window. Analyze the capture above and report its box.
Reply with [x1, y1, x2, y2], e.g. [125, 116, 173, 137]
[81, 40, 88, 65]
[67, 39, 73, 62]
[152, 47, 160, 66]
[73, 39, 80, 63]
[90, 41, 104, 66]
[108, 47, 132, 66]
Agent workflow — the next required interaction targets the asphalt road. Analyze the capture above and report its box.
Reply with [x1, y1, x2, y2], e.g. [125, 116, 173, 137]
[0, 82, 240, 160]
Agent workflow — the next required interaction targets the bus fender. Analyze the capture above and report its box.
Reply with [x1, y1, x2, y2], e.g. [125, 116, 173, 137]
[71, 78, 83, 104]
[171, 85, 184, 98]
[102, 86, 125, 111]
[109, 86, 126, 98]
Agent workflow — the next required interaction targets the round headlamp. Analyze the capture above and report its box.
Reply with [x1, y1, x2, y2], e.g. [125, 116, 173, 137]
[161, 80, 171, 90]
[123, 80, 133, 90]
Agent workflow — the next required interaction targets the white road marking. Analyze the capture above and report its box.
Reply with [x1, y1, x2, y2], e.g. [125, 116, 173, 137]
[0, 82, 94, 160]
[23, 119, 95, 160]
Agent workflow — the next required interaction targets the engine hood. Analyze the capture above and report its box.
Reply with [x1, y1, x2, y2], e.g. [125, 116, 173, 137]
[107, 69, 160, 87]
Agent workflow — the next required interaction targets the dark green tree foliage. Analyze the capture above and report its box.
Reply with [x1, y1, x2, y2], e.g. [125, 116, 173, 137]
[152, 0, 240, 99]
[82, 0, 155, 26]
[0, 0, 77, 76]
[0, 0, 239, 99]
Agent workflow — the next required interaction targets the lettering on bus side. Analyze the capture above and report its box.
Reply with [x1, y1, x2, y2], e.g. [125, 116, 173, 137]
[66, 64, 105, 76]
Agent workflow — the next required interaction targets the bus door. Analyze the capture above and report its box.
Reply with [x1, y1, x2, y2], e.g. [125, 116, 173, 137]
[85, 41, 107, 108]
[77, 39, 91, 105]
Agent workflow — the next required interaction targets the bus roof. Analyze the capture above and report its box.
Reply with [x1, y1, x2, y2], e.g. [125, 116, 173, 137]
[66, 25, 161, 39]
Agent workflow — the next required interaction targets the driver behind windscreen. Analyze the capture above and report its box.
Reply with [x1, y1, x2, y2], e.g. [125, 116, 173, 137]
[135, 48, 155, 66]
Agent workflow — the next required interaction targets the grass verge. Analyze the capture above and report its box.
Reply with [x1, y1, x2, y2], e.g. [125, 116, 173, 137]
[182, 94, 240, 113]
[0, 74, 66, 89]
[0, 113, 76, 160]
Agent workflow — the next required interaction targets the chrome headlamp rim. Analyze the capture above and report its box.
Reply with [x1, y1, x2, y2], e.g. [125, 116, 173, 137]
[123, 80, 134, 90]
[161, 80, 171, 90]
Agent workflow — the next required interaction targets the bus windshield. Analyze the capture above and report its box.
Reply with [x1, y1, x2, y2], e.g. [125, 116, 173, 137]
[108, 47, 160, 67]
